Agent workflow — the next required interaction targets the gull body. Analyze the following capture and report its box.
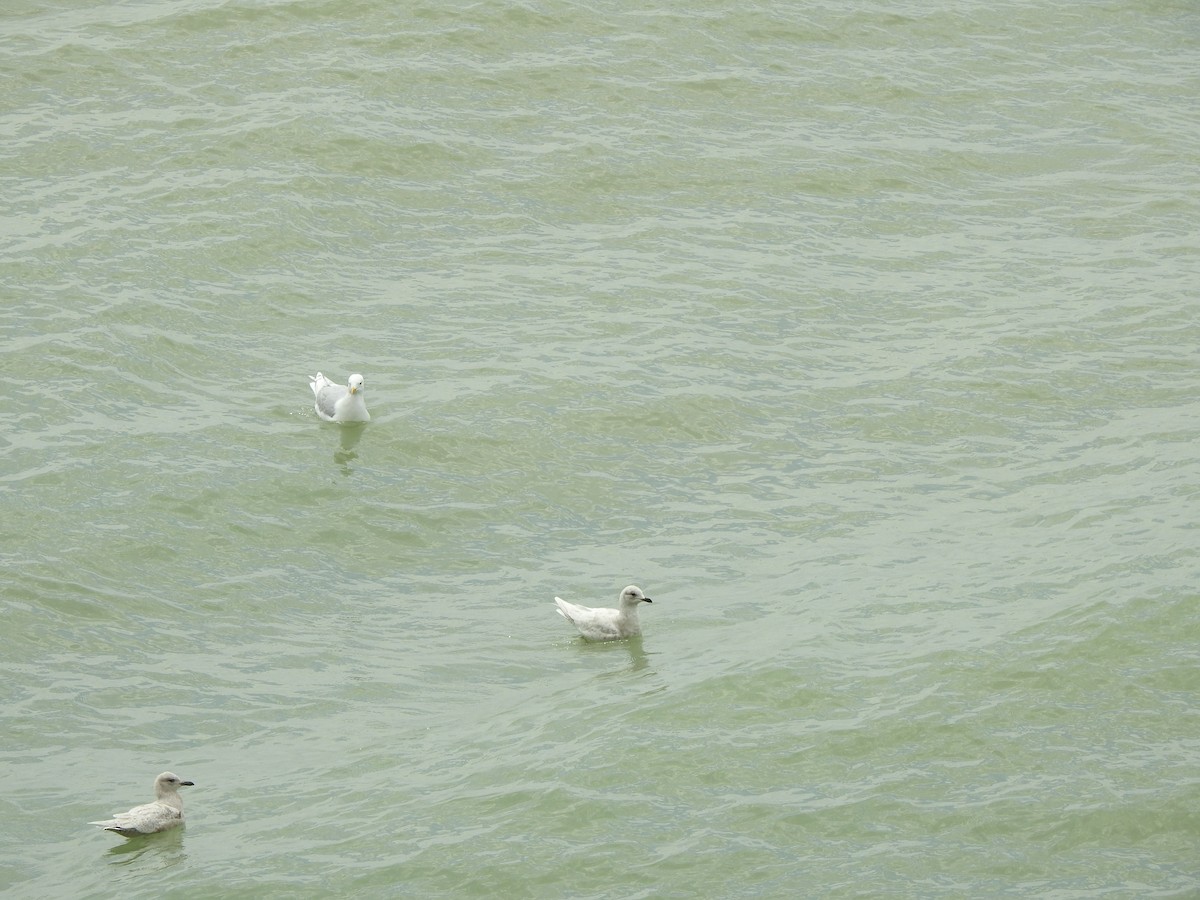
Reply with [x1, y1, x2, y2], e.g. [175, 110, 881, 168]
[310, 372, 370, 423]
[554, 585, 653, 641]
[89, 772, 195, 837]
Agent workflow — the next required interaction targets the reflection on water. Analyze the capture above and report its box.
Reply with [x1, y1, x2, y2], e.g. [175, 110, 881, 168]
[103, 826, 187, 870]
[334, 422, 366, 470]
[585, 635, 658, 680]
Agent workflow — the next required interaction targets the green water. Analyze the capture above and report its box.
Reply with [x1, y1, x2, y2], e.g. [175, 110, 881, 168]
[2, 0, 1198, 896]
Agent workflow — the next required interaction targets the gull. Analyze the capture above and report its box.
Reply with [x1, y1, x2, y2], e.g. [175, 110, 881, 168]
[554, 585, 653, 641]
[310, 372, 370, 423]
[89, 772, 195, 837]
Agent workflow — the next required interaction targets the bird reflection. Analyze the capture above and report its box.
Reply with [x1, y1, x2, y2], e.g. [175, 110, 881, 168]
[334, 423, 365, 469]
[591, 635, 656, 681]
[104, 827, 187, 869]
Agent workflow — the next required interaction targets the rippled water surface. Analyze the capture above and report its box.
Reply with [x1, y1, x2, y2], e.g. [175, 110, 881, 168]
[2, 0, 1198, 896]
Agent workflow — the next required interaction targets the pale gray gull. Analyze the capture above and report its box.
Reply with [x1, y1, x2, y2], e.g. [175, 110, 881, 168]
[89, 772, 195, 836]
[310, 372, 370, 423]
[554, 585, 653, 641]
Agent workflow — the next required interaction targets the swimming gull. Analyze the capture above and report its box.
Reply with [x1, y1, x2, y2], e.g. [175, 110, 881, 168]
[89, 772, 195, 836]
[554, 585, 653, 641]
[310, 372, 370, 423]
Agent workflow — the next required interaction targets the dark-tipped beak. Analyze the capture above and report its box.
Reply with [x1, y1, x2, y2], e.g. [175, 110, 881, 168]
[642, 597, 652, 603]
[181, 781, 195, 787]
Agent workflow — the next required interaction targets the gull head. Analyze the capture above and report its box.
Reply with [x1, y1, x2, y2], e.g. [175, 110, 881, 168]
[348, 374, 365, 395]
[619, 585, 652, 608]
[154, 772, 195, 797]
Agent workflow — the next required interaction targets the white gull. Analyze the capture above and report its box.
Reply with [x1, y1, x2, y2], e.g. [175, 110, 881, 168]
[554, 585, 653, 641]
[89, 772, 195, 837]
[310, 372, 370, 423]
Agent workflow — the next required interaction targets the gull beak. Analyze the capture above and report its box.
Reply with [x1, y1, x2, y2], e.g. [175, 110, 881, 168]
[181, 780, 195, 787]
[643, 597, 652, 603]
[349, 386, 358, 394]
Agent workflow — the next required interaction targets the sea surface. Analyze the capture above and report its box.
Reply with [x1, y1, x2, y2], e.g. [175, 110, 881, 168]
[2, 0, 1198, 897]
